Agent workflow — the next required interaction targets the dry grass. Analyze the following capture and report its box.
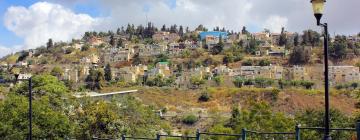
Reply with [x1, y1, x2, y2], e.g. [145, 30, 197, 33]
[134, 87, 359, 116]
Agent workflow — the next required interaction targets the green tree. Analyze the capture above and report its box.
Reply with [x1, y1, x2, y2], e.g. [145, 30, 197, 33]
[278, 27, 287, 46]
[0, 94, 73, 139]
[47, 38, 54, 50]
[85, 68, 105, 90]
[294, 33, 299, 46]
[110, 35, 116, 47]
[289, 46, 310, 65]
[245, 36, 258, 55]
[241, 26, 249, 35]
[329, 35, 347, 60]
[1, 74, 73, 139]
[13, 74, 69, 108]
[104, 64, 112, 82]
[50, 66, 64, 79]
[296, 109, 353, 139]
[73, 96, 162, 138]
[230, 101, 295, 134]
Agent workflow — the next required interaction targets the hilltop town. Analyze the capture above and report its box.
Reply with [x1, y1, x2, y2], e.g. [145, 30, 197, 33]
[1, 24, 359, 91]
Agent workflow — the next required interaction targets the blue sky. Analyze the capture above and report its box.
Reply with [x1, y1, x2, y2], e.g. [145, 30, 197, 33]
[0, 0, 359, 57]
[0, 0, 37, 46]
[0, 0, 175, 48]
[0, 0, 105, 47]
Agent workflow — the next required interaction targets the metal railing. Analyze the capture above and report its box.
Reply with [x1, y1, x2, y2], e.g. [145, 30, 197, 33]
[92, 121, 360, 140]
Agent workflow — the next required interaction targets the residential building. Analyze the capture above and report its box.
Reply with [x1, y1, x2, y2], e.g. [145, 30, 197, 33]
[237, 66, 283, 79]
[138, 44, 168, 57]
[265, 46, 289, 56]
[152, 31, 180, 42]
[271, 33, 281, 45]
[199, 31, 228, 40]
[80, 54, 100, 64]
[253, 32, 270, 41]
[104, 48, 135, 63]
[112, 65, 148, 83]
[88, 36, 104, 46]
[148, 62, 171, 77]
[63, 67, 79, 82]
[213, 65, 234, 76]
[199, 31, 228, 46]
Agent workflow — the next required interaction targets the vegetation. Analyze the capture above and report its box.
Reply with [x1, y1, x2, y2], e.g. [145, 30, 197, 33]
[233, 76, 245, 88]
[198, 91, 211, 102]
[289, 46, 310, 65]
[182, 114, 198, 125]
[190, 76, 205, 89]
[0, 75, 165, 139]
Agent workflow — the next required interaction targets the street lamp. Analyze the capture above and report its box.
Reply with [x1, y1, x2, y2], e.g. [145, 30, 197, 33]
[311, 0, 325, 25]
[311, 0, 331, 140]
[28, 77, 32, 140]
[18, 76, 33, 140]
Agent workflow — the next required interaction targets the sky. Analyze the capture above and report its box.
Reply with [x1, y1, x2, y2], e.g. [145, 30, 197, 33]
[0, 0, 359, 57]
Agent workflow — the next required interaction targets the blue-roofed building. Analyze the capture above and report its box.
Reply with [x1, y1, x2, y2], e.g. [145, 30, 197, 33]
[199, 31, 228, 40]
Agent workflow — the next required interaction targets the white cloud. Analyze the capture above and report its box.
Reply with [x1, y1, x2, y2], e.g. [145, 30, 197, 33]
[263, 15, 288, 33]
[3, 2, 105, 50]
[0, 45, 22, 58]
[100, 0, 254, 31]
[2, 0, 359, 57]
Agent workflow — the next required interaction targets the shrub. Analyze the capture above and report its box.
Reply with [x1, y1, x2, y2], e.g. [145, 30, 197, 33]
[270, 88, 280, 101]
[198, 92, 210, 102]
[182, 114, 198, 125]
[242, 59, 253, 66]
[258, 59, 271, 66]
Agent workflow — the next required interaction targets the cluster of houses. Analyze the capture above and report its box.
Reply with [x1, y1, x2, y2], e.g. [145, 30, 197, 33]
[56, 61, 360, 88]
[2, 30, 359, 89]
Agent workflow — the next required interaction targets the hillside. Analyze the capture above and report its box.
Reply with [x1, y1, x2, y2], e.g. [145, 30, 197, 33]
[131, 87, 359, 132]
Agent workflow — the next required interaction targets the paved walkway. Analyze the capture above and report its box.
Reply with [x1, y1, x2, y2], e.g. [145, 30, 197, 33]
[74, 89, 138, 98]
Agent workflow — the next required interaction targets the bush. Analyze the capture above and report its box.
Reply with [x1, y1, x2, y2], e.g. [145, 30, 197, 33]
[270, 88, 280, 101]
[242, 59, 253, 66]
[182, 114, 198, 125]
[258, 59, 271, 66]
[65, 47, 75, 54]
[198, 92, 210, 102]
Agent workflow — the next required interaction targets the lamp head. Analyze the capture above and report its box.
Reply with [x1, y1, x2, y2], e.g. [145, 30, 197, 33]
[311, 0, 326, 25]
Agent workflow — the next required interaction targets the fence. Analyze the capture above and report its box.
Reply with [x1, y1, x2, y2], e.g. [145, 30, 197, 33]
[92, 121, 360, 140]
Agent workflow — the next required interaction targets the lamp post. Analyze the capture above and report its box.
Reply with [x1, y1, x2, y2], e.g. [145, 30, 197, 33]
[28, 77, 32, 140]
[310, 0, 330, 140]
[17, 76, 33, 140]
